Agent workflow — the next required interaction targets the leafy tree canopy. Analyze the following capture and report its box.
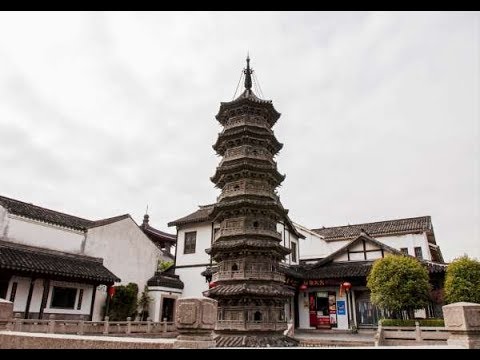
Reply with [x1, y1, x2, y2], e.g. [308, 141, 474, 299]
[445, 255, 480, 304]
[107, 282, 139, 321]
[367, 255, 431, 318]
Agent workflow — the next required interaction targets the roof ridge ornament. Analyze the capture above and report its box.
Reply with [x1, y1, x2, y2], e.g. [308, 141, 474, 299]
[244, 54, 253, 91]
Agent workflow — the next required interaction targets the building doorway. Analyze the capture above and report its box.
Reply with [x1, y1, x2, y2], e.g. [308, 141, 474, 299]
[161, 297, 175, 322]
[355, 290, 381, 327]
[308, 291, 337, 329]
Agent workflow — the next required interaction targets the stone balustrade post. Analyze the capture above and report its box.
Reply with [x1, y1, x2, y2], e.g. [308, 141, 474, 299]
[173, 297, 217, 349]
[47, 314, 56, 334]
[374, 322, 383, 346]
[126, 317, 132, 334]
[415, 321, 422, 342]
[163, 317, 167, 333]
[78, 317, 85, 335]
[146, 317, 152, 333]
[103, 316, 110, 335]
[13, 313, 22, 332]
[0, 299, 14, 330]
[443, 302, 480, 349]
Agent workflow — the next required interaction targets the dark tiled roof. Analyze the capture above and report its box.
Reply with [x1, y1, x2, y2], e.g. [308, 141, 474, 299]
[0, 195, 93, 230]
[279, 264, 305, 279]
[0, 240, 120, 283]
[312, 216, 432, 241]
[207, 239, 290, 256]
[424, 261, 448, 273]
[0, 194, 136, 231]
[168, 205, 214, 227]
[142, 225, 176, 243]
[205, 283, 294, 298]
[88, 214, 131, 229]
[147, 271, 184, 289]
[305, 261, 373, 279]
[301, 259, 447, 279]
[215, 89, 281, 126]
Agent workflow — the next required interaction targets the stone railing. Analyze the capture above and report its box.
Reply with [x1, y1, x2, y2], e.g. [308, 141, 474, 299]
[374, 321, 449, 346]
[212, 270, 285, 282]
[214, 228, 282, 241]
[216, 320, 288, 331]
[220, 151, 273, 165]
[217, 188, 278, 202]
[4, 314, 176, 336]
[224, 116, 271, 131]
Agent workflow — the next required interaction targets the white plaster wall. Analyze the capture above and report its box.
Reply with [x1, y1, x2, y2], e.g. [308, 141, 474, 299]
[295, 225, 337, 261]
[7, 277, 92, 317]
[0, 204, 8, 237]
[3, 216, 84, 254]
[297, 292, 314, 329]
[377, 234, 431, 260]
[148, 290, 162, 322]
[175, 267, 209, 298]
[335, 253, 349, 262]
[85, 217, 168, 292]
[147, 287, 182, 322]
[350, 242, 364, 252]
[335, 292, 349, 330]
[366, 250, 383, 260]
[175, 223, 212, 267]
[7, 276, 31, 312]
[349, 252, 365, 261]
[28, 279, 44, 314]
[92, 287, 107, 321]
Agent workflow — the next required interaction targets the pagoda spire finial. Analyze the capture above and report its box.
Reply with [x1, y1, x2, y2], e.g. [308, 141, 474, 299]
[244, 53, 253, 91]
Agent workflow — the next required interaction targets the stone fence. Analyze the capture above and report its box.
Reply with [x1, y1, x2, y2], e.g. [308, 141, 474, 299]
[375, 322, 449, 346]
[1, 313, 176, 337]
[0, 297, 217, 349]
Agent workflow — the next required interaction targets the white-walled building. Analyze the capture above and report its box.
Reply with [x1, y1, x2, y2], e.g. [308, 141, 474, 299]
[168, 204, 304, 300]
[169, 211, 447, 330]
[0, 195, 174, 321]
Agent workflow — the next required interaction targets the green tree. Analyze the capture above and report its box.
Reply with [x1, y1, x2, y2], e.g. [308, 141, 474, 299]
[445, 255, 480, 304]
[138, 285, 152, 321]
[158, 260, 174, 272]
[367, 255, 431, 319]
[107, 282, 139, 321]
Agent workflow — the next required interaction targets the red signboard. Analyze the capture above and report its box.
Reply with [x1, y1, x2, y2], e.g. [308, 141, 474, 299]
[316, 315, 331, 329]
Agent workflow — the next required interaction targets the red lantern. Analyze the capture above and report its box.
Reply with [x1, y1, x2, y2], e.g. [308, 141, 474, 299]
[108, 286, 116, 298]
[342, 282, 352, 292]
[299, 284, 308, 291]
[208, 282, 217, 289]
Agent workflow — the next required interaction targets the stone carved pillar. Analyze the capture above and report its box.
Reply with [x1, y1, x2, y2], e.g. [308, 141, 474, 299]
[173, 297, 217, 349]
[443, 302, 480, 349]
[0, 299, 13, 330]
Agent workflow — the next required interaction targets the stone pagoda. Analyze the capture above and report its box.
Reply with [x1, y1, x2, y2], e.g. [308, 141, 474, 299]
[204, 57, 296, 347]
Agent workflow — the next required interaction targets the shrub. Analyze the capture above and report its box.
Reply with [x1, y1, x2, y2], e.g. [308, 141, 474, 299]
[107, 282, 139, 321]
[380, 318, 444, 327]
[367, 255, 431, 319]
[444, 255, 480, 304]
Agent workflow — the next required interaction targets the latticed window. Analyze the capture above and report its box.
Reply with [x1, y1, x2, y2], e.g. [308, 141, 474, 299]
[291, 242, 297, 263]
[184, 231, 197, 254]
[400, 248, 408, 255]
[414, 246, 423, 259]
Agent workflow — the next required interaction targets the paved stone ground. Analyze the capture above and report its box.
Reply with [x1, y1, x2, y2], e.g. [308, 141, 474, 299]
[294, 329, 376, 347]
[0, 331, 175, 349]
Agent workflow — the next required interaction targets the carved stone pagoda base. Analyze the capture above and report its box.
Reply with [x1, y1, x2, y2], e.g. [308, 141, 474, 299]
[215, 333, 298, 348]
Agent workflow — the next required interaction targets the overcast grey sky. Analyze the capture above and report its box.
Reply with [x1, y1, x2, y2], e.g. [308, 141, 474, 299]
[0, 12, 478, 261]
